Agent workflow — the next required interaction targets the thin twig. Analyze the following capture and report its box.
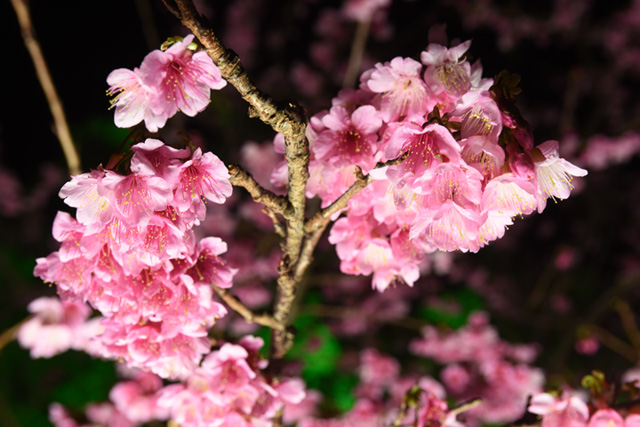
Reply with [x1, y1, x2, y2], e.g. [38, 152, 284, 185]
[614, 299, 640, 349]
[212, 285, 284, 331]
[10, 0, 81, 176]
[450, 399, 482, 416]
[343, 20, 371, 89]
[304, 166, 369, 234]
[0, 317, 29, 353]
[586, 323, 639, 363]
[228, 164, 289, 215]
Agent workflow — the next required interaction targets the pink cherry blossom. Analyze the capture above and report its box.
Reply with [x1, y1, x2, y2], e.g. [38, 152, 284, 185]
[588, 409, 624, 427]
[174, 148, 232, 216]
[362, 57, 431, 122]
[534, 140, 588, 212]
[312, 105, 383, 172]
[107, 67, 168, 133]
[109, 372, 168, 423]
[141, 35, 226, 119]
[17, 297, 92, 358]
[107, 35, 226, 132]
[421, 40, 473, 98]
[528, 393, 589, 427]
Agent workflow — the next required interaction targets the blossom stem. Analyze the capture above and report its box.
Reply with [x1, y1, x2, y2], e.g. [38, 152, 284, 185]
[211, 285, 285, 331]
[10, 0, 81, 176]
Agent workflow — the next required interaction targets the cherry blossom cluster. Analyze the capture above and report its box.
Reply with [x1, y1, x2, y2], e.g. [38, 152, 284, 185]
[410, 312, 544, 425]
[158, 337, 306, 426]
[48, 338, 306, 427]
[107, 35, 226, 132]
[33, 138, 234, 379]
[272, 40, 587, 291]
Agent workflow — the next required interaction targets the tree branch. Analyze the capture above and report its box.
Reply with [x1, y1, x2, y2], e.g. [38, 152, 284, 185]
[212, 285, 284, 331]
[228, 164, 289, 215]
[167, 0, 311, 359]
[0, 317, 29, 354]
[10, 0, 81, 176]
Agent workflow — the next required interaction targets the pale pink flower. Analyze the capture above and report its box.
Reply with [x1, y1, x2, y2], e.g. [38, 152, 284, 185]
[342, 0, 391, 22]
[626, 414, 640, 426]
[185, 237, 236, 289]
[528, 393, 589, 427]
[283, 389, 321, 425]
[58, 169, 114, 232]
[109, 372, 168, 423]
[363, 57, 431, 122]
[588, 409, 624, 427]
[85, 402, 136, 427]
[107, 67, 168, 132]
[456, 92, 502, 142]
[174, 148, 232, 216]
[130, 138, 190, 188]
[141, 35, 226, 119]
[421, 41, 473, 98]
[17, 297, 92, 358]
[441, 364, 471, 394]
[533, 140, 588, 212]
[101, 169, 173, 228]
[385, 122, 461, 184]
[240, 140, 284, 192]
[49, 402, 79, 427]
[201, 343, 256, 391]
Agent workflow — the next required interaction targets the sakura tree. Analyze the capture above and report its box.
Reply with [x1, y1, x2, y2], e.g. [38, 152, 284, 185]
[3, 0, 640, 426]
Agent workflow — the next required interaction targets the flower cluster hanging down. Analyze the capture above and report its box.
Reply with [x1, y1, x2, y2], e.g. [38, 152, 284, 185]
[34, 138, 234, 379]
[275, 40, 588, 291]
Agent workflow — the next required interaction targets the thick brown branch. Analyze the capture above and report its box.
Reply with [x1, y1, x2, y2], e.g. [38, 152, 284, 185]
[271, 264, 298, 359]
[168, 0, 311, 360]
[212, 285, 284, 331]
[228, 164, 289, 215]
[10, 0, 81, 176]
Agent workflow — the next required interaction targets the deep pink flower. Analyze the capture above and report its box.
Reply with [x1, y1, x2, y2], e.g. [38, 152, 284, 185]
[313, 105, 383, 172]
